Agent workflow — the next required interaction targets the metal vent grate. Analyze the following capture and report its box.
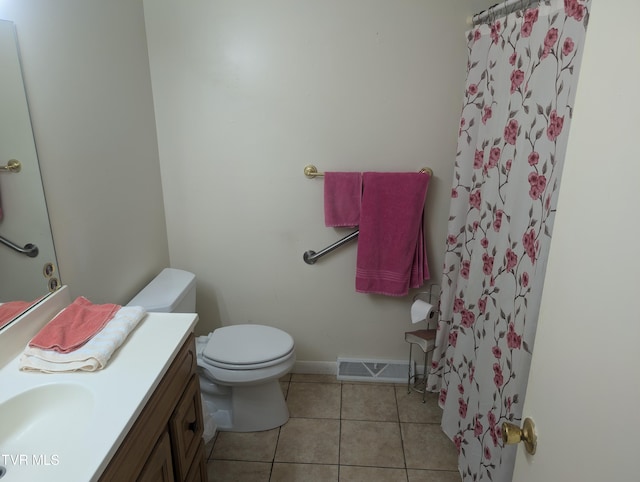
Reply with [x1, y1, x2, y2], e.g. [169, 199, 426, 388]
[336, 357, 413, 383]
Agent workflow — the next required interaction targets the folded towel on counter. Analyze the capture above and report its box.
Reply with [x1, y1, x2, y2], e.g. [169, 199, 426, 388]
[28, 296, 119, 353]
[355, 172, 431, 296]
[324, 172, 362, 227]
[0, 300, 34, 329]
[19, 305, 146, 372]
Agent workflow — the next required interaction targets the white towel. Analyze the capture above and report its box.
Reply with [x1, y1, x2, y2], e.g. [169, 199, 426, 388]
[18, 306, 146, 373]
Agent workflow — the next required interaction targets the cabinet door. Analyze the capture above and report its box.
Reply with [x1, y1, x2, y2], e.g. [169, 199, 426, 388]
[138, 430, 175, 482]
[184, 442, 208, 482]
[170, 375, 205, 480]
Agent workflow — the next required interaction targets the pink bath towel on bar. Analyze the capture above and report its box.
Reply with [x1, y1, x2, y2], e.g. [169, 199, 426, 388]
[355, 172, 431, 296]
[29, 296, 120, 353]
[324, 172, 362, 227]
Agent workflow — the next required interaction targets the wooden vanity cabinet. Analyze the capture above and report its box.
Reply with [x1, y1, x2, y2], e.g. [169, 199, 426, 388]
[138, 431, 174, 482]
[99, 334, 208, 482]
[170, 376, 206, 480]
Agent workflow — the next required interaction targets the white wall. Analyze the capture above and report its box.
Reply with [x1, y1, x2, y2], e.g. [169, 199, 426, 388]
[144, 1, 474, 363]
[0, 1, 170, 304]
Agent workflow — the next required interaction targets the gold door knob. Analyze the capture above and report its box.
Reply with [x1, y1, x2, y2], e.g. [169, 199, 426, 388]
[502, 417, 537, 455]
[0, 159, 21, 173]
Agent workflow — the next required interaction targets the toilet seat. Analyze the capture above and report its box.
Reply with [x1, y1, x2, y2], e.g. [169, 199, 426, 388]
[202, 324, 295, 370]
[203, 350, 294, 370]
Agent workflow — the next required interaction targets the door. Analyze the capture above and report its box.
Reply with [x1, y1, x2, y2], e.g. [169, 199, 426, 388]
[512, 2, 640, 480]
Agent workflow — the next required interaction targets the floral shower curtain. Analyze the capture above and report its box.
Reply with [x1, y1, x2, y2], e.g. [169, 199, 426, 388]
[427, 1, 591, 480]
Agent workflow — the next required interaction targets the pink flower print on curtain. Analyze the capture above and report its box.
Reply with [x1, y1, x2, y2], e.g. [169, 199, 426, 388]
[428, 1, 591, 481]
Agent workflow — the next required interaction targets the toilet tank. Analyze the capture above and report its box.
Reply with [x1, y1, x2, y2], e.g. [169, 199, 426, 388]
[127, 268, 196, 313]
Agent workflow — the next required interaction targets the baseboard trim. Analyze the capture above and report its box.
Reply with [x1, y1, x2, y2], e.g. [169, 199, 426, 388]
[292, 361, 337, 375]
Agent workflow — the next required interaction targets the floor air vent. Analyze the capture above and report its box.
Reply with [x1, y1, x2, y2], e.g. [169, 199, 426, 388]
[337, 358, 414, 384]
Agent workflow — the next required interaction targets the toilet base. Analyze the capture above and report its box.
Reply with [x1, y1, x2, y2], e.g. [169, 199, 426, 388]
[201, 378, 289, 432]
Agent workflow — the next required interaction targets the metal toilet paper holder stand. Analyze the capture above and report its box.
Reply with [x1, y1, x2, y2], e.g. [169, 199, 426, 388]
[405, 285, 439, 403]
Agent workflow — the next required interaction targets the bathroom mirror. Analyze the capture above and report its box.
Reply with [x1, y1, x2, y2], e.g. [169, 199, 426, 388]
[0, 19, 59, 329]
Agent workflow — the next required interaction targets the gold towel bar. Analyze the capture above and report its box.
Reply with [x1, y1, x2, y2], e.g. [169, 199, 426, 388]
[303, 164, 432, 178]
[302, 165, 433, 265]
[0, 159, 21, 173]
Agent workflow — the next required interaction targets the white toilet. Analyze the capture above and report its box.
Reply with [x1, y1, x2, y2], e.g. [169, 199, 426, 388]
[128, 268, 295, 433]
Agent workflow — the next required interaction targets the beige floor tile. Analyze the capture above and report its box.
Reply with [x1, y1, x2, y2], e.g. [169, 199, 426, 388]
[407, 469, 462, 482]
[207, 460, 271, 482]
[286, 382, 341, 419]
[340, 420, 404, 468]
[280, 380, 290, 398]
[402, 423, 458, 470]
[211, 428, 279, 462]
[396, 386, 443, 423]
[204, 435, 216, 460]
[207, 377, 463, 481]
[291, 373, 340, 383]
[341, 383, 398, 422]
[275, 418, 340, 464]
[339, 465, 407, 481]
[347, 380, 399, 387]
[271, 463, 339, 481]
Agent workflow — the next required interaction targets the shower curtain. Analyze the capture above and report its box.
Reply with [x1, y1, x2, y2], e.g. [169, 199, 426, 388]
[427, 1, 591, 480]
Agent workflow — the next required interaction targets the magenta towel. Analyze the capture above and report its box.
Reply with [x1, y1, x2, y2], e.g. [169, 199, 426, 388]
[355, 172, 431, 296]
[324, 172, 362, 227]
[29, 296, 120, 353]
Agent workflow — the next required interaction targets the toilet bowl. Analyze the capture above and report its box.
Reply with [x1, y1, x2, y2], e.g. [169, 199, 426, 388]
[196, 324, 295, 432]
[128, 268, 295, 433]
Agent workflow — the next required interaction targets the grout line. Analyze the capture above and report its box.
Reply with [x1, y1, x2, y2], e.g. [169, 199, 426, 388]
[268, 427, 281, 481]
[393, 383, 411, 482]
[207, 376, 460, 479]
[337, 381, 343, 480]
[268, 378, 290, 481]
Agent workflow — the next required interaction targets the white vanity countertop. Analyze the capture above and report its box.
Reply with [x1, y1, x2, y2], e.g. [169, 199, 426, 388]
[0, 290, 199, 482]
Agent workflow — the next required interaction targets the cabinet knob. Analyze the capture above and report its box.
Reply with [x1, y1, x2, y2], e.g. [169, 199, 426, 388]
[187, 420, 198, 432]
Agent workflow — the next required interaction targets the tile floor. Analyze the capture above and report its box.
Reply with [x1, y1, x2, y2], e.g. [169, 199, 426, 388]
[205, 373, 462, 481]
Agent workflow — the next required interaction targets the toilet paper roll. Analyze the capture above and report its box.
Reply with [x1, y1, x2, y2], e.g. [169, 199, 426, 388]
[411, 299, 433, 324]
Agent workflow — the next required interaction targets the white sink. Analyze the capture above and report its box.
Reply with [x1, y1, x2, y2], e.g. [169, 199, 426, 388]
[0, 383, 94, 453]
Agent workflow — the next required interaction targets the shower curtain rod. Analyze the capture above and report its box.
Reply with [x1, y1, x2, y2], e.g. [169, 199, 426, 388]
[471, 0, 538, 27]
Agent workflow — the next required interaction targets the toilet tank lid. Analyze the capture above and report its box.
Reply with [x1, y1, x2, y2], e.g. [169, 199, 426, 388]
[127, 268, 195, 312]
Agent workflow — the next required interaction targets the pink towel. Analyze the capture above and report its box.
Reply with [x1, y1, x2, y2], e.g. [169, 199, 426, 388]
[324, 172, 362, 227]
[355, 172, 431, 296]
[0, 300, 33, 329]
[29, 296, 120, 353]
